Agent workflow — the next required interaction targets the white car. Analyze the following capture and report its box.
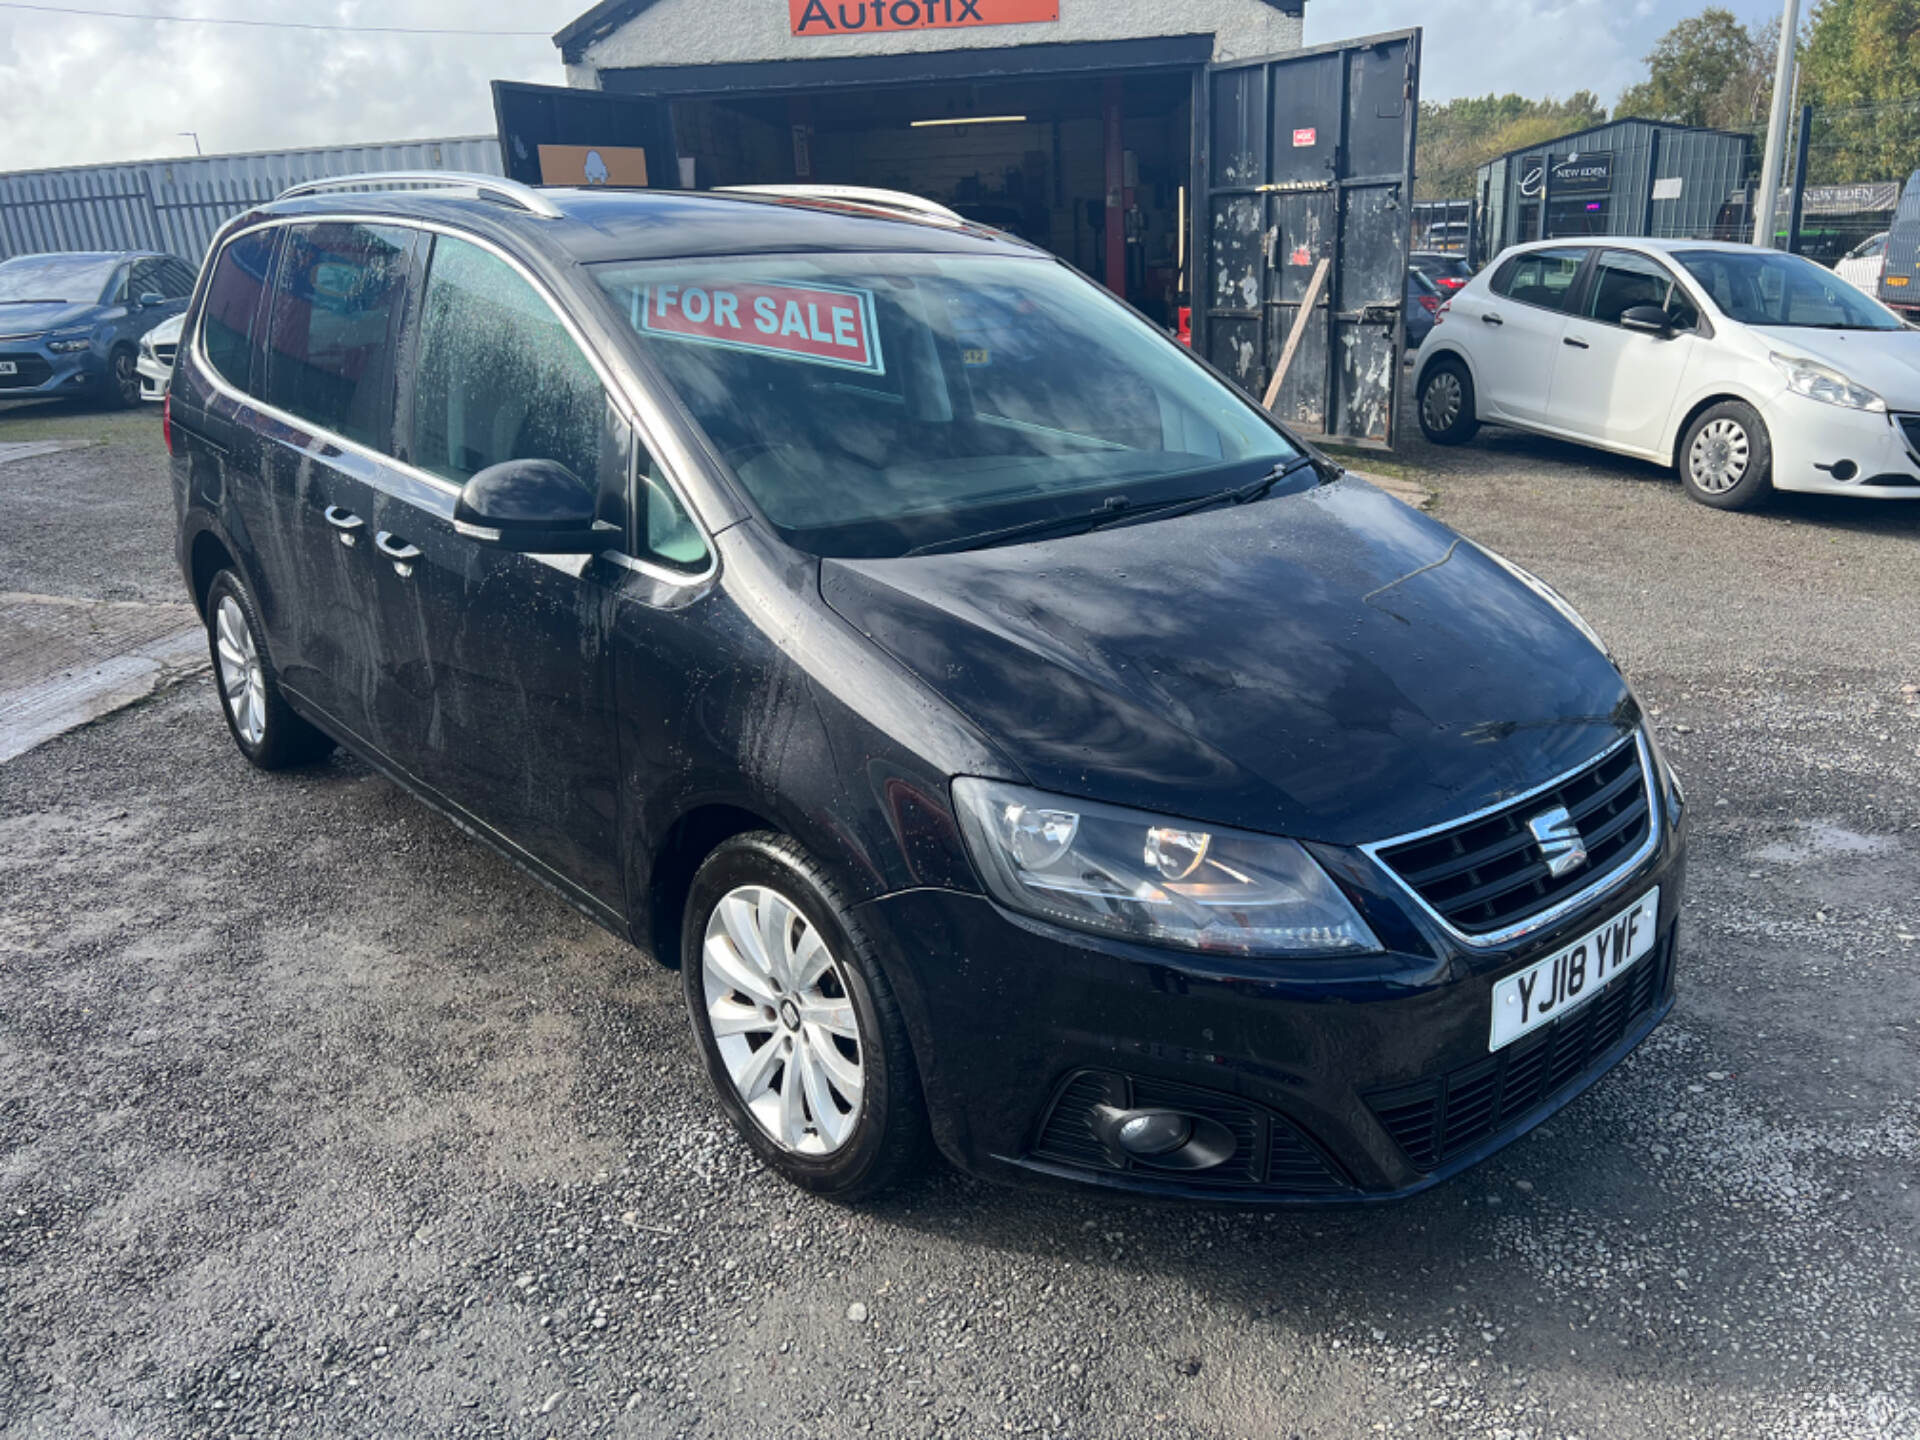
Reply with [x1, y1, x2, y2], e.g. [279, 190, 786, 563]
[136, 312, 183, 402]
[1413, 237, 1920, 509]
[1835, 232, 1888, 293]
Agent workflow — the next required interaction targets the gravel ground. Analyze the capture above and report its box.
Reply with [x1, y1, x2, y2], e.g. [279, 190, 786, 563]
[1, 394, 1918, 1440]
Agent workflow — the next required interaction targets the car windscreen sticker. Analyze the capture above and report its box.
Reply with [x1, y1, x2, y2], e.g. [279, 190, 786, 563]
[638, 280, 884, 374]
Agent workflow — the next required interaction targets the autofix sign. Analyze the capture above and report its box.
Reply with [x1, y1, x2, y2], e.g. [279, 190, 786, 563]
[640, 280, 885, 374]
[790, 0, 1057, 37]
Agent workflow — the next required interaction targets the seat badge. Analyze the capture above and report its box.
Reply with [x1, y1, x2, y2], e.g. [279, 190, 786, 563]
[1528, 805, 1588, 878]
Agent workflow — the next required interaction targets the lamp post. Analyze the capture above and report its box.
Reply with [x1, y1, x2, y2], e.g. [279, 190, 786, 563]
[178, 131, 202, 156]
[1751, 0, 1802, 248]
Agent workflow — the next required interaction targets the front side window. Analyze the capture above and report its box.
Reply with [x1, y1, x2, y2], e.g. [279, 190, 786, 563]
[262, 222, 417, 450]
[1676, 249, 1903, 330]
[1494, 248, 1587, 312]
[592, 253, 1303, 558]
[156, 258, 197, 299]
[1587, 250, 1699, 330]
[199, 228, 279, 394]
[409, 235, 608, 487]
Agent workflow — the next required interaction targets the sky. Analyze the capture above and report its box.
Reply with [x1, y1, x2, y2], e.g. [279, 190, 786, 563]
[0, 0, 1791, 174]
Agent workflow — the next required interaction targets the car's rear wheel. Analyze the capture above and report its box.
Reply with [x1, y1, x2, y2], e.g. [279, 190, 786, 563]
[205, 569, 335, 770]
[682, 832, 926, 1201]
[1678, 400, 1772, 510]
[1417, 357, 1479, 445]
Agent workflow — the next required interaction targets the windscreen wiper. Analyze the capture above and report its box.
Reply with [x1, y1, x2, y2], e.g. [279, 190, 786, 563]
[903, 455, 1324, 558]
[905, 493, 1146, 556]
[1102, 454, 1324, 529]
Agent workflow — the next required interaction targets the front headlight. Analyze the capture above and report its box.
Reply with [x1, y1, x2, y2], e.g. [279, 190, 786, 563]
[951, 778, 1380, 956]
[1473, 543, 1612, 660]
[1770, 352, 1885, 411]
[47, 334, 92, 354]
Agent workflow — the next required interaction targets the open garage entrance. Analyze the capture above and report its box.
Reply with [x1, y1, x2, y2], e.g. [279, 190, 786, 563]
[669, 70, 1192, 327]
[493, 29, 1421, 449]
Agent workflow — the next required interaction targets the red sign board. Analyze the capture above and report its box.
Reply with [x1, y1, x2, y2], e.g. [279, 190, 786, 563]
[1292, 127, 1317, 148]
[640, 280, 884, 374]
[790, 0, 1057, 37]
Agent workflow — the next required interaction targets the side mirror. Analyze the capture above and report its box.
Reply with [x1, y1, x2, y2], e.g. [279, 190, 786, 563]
[453, 458, 616, 554]
[1619, 304, 1674, 336]
[138, 291, 166, 308]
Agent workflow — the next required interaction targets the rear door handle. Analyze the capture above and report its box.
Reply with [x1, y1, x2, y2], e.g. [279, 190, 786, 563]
[1563, 336, 1590, 349]
[323, 506, 363, 546]
[1481, 312, 1504, 326]
[374, 531, 421, 578]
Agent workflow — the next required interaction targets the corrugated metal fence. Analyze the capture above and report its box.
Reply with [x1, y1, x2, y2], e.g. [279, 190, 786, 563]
[0, 136, 504, 264]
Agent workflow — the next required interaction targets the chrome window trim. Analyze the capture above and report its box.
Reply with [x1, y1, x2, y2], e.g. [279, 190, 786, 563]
[1360, 730, 1662, 951]
[190, 214, 718, 589]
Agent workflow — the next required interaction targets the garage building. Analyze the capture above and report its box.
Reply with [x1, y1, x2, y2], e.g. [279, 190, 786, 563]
[496, 0, 1422, 447]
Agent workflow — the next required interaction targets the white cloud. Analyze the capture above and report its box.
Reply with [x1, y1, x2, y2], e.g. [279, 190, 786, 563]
[0, 1, 582, 171]
[1314, 0, 1784, 106]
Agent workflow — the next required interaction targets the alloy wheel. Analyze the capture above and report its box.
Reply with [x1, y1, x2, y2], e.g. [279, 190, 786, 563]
[214, 595, 267, 746]
[702, 884, 864, 1155]
[1688, 418, 1749, 495]
[113, 350, 139, 405]
[1422, 370, 1462, 431]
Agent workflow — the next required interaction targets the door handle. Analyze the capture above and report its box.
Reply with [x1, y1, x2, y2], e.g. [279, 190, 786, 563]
[1563, 336, 1590, 349]
[323, 505, 363, 547]
[1481, 312, 1504, 326]
[374, 531, 421, 578]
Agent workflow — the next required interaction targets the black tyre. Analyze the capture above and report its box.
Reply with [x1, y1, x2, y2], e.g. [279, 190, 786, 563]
[102, 345, 140, 408]
[1417, 356, 1479, 444]
[1678, 400, 1772, 510]
[682, 832, 927, 1201]
[205, 569, 335, 770]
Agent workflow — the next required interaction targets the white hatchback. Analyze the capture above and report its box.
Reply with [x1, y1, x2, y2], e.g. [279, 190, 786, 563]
[1413, 237, 1920, 509]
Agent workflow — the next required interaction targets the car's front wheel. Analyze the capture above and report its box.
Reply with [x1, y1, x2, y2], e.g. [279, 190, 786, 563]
[103, 345, 140, 408]
[682, 832, 926, 1201]
[1678, 400, 1772, 510]
[205, 569, 336, 770]
[1417, 356, 1479, 445]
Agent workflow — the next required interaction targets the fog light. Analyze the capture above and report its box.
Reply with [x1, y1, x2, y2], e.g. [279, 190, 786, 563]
[1117, 1111, 1193, 1157]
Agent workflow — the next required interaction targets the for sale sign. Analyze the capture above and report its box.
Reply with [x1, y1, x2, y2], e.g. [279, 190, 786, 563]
[639, 280, 884, 374]
[790, 0, 1057, 36]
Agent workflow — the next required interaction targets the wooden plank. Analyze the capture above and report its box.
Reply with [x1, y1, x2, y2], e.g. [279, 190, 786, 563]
[1262, 256, 1330, 413]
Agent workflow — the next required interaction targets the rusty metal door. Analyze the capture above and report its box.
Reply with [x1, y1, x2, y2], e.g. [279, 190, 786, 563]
[1197, 30, 1420, 450]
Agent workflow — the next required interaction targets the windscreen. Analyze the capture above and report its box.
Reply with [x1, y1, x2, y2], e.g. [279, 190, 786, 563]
[593, 253, 1299, 557]
[0, 254, 120, 305]
[1675, 249, 1903, 330]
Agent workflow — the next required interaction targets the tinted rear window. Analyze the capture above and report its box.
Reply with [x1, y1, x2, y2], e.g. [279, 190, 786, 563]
[200, 229, 278, 394]
[1493, 248, 1587, 312]
[262, 222, 417, 450]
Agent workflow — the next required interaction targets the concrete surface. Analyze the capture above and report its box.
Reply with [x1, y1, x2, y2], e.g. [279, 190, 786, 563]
[0, 400, 1917, 1440]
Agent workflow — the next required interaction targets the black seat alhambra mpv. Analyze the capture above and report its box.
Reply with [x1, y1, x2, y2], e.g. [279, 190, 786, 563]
[169, 173, 1687, 1203]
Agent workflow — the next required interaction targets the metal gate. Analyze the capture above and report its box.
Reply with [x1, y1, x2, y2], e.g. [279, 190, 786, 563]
[1197, 30, 1420, 450]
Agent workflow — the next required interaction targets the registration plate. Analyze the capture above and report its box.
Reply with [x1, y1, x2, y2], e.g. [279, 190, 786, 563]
[1489, 887, 1659, 1051]
[0, 361, 17, 376]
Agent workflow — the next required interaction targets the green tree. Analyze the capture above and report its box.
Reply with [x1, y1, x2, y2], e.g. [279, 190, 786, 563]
[1417, 92, 1607, 199]
[1615, 8, 1775, 128]
[1798, 0, 1920, 183]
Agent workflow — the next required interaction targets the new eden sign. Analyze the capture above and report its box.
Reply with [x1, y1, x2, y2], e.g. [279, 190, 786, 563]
[791, 0, 1057, 36]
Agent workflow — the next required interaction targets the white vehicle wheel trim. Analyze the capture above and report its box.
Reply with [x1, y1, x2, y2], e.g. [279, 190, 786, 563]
[1423, 370, 1462, 431]
[702, 884, 864, 1155]
[1689, 418, 1750, 495]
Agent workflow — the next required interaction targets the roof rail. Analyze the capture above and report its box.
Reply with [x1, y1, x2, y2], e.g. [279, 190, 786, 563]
[718, 185, 964, 224]
[276, 171, 565, 220]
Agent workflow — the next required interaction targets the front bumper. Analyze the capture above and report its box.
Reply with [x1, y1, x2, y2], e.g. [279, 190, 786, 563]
[1766, 389, 1920, 496]
[858, 800, 1686, 1204]
[0, 337, 105, 399]
[137, 350, 173, 402]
